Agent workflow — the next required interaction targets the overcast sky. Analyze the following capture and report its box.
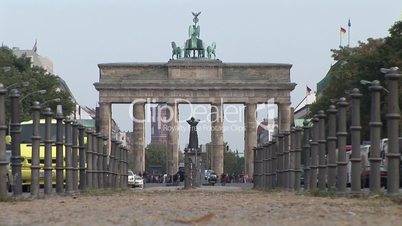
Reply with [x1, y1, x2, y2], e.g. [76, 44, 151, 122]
[1, 0, 401, 152]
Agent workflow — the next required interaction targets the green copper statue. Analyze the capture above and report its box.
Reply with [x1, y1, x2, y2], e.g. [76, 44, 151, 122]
[171, 42, 182, 59]
[207, 42, 216, 59]
[184, 12, 205, 58]
[170, 12, 217, 60]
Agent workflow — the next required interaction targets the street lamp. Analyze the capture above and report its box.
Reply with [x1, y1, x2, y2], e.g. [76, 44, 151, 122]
[6, 81, 29, 90]
[19, 89, 46, 102]
[40, 98, 61, 107]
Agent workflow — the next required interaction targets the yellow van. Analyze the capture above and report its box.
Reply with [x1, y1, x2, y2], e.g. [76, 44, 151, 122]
[7, 119, 64, 192]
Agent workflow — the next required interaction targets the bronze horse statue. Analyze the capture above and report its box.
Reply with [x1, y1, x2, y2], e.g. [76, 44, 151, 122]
[171, 42, 182, 59]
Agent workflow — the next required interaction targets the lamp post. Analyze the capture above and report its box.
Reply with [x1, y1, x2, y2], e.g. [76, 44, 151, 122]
[6, 81, 29, 90]
[19, 89, 46, 103]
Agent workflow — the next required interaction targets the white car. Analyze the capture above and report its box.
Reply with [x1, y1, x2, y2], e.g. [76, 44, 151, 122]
[128, 170, 135, 187]
[134, 175, 144, 189]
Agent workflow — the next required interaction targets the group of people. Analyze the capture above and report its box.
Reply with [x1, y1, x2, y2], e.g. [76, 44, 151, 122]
[220, 173, 252, 185]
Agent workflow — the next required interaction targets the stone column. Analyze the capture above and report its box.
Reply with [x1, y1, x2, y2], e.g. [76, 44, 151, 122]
[167, 102, 179, 177]
[211, 102, 224, 176]
[278, 102, 291, 132]
[244, 102, 257, 178]
[132, 102, 145, 175]
[99, 102, 111, 153]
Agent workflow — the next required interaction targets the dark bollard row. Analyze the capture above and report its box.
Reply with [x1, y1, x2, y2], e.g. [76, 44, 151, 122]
[253, 67, 400, 195]
[0, 86, 131, 197]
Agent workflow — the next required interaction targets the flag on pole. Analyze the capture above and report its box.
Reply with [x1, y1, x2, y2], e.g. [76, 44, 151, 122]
[306, 86, 312, 95]
[348, 19, 351, 27]
[32, 39, 37, 52]
[340, 27, 346, 34]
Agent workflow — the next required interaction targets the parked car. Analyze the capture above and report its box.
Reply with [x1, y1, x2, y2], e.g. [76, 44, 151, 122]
[134, 175, 144, 188]
[205, 170, 217, 185]
[128, 170, 135, 187]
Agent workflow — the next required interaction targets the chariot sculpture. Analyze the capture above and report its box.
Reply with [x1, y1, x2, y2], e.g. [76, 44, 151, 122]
[171, 12, 217, 60]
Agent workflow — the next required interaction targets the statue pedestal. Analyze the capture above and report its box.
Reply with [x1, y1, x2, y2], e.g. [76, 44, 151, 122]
[184, 148, 205, 189]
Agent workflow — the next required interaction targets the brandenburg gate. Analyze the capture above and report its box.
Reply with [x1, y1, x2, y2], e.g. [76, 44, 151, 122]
[94, 13, 295, 177]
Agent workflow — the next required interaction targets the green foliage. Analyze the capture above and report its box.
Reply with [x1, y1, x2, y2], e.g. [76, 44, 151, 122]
[310, 20, 402, 139]
[0, 46, 75, 122]
[144, 143, 168, 174]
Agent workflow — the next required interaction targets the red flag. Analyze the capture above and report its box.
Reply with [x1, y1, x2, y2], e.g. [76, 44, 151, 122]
[306, 86, 312, 95]
[340, 27, 346, 34]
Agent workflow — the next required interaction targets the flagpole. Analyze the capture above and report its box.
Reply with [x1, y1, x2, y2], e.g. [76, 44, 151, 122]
[348, 19, 351, 47]
[339, 29, 342, 47]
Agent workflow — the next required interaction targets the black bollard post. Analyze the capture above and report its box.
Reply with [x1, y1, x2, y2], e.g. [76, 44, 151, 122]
[92, 132, 98, 189]
[302, 120, 311, 191]
[382, 68, 401, 194]
[10, 89, 22, 195]
[102, 135, 108, 188]
[350, 88, 362, 193]
[336, 97, 349, 193]
[55, 105, 64, 194]
[310, 116, 319, 191]
[109, 139, 116, 188]
[85, 129, 93, 189]
[42, 107, 53, 195]
[30, 101, 41, 196]
[326, 105, 337, 189]
[317, 110, 327, 191]
[283, 131, 290, 189]
[97, 133, 104, 189]
[294, 127, 303, 191]
[289, 128, 296, 191]
[115, 141, 122, 189]
[368, 81, 383, 193]
[277, 133, 284, 188]
[263, 143, 269, 191]
[78, 125, 86, 191]
[71, 121, 79, 191]
[64, 118, 73, 193]
[0, 84, 8, 196]
[271, 132, 278, 188]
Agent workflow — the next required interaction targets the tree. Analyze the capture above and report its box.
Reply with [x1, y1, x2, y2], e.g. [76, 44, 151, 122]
[310, 20, 402, 139]
[144, 143, 168, 174]
[0, 46, 75, 122]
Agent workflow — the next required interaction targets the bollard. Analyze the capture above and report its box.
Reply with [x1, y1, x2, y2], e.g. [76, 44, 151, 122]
[277, 133, 284, 188]
[337, 97, 349, 193]
[91, 132, 98, 189]
[10, 89, 22, 195]
[368, 81, 383, 193]
[71, 122, 79, 191]
[102, 135, 108, 188]
[294, 127, 303, 191]
[109, 139, 116, 188]
[85, 129, 93, 189]
[310, 116, 319, 191]
[263, 143, 269, 190]
[64, 118, 73, 193]
[42, 107, 53, 195]
[267, 142, 273, 189]
[97, 133, 104, 189]
[317, 110, 327, 191]
[30, 101, 41, 196]
[302, 120, 311, 191]
[326, 105, 337, 189]
[122, 147, 128, 188]
[271, 132, 278, 188]
[55, 105, 64, 194]
[289, 128, 296, 191]
[120, 144, 125, 188]
[350, 88, 362, 193]
[383, 68, 401, 194]
[253, 147, 258, 189]
[115, 141, 122, 188]
[0, 84, 8, 196]
[78, 125, 86, 190]
[283, 131, 290, 189]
